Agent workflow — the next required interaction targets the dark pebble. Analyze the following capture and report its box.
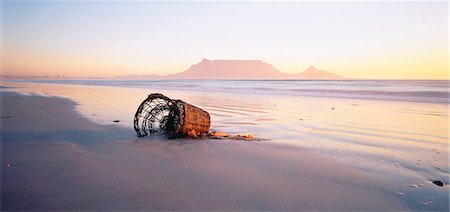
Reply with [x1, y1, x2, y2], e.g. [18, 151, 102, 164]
[299, 118, 303, 121]
[432, 180, 444, 187]
[2, 116, 11, 118]
[113, 120, 120, 123]
[331, 108, 335, 110]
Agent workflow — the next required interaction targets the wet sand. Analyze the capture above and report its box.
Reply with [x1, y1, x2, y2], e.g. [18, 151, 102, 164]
[1, 91, 406, 210]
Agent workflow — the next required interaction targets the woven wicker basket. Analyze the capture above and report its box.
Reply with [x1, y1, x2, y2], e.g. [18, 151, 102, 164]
[134, 93, 210, 137]
[175, 100, 211, 135]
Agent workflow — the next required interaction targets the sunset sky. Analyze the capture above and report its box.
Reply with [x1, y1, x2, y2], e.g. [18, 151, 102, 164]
[2, 1, 448, 79]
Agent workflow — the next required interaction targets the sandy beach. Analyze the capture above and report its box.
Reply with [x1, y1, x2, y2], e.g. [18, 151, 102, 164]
[1, 80, 448, 211]
[1, 90, 409, 211]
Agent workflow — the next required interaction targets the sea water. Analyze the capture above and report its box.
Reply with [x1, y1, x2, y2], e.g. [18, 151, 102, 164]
[11, 79, 449, 103]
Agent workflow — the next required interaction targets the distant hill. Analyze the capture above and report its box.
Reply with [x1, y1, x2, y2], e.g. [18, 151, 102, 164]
[167, 59, 343, 80]
[294, 66, 343, 79]
[113, 74, 164, 80]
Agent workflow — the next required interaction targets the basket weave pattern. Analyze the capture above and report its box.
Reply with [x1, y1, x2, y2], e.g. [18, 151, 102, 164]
[178, 101, 211, 135]
[134, 93, 210, 137]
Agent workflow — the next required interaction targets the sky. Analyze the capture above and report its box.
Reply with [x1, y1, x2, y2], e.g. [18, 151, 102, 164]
[1, 1, 448, 79]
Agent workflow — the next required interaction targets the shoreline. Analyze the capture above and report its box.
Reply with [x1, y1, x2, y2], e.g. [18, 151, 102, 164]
[3, 79, 448, 104]
[1, 91, 406, 210]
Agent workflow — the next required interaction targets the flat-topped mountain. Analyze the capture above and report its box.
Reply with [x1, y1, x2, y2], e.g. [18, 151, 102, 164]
[168, 59, 287, 79]
[166, 59, 343, 79]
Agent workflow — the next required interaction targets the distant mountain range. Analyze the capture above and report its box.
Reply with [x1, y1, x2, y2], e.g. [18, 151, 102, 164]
[112, 74, 164, 80]
[116, 59, 343, 80]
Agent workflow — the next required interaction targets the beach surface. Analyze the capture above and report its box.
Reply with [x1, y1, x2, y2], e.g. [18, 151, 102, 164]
[1, 80, 448, 210]
[1, 91, 406, 210]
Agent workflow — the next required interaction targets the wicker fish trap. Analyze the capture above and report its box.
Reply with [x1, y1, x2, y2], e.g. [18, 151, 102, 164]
[134, 93, 211, 137]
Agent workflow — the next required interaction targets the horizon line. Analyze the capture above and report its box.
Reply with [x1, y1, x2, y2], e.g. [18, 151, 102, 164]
[1, 75, 448, 81]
